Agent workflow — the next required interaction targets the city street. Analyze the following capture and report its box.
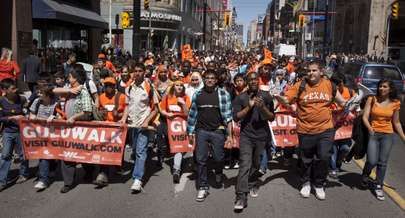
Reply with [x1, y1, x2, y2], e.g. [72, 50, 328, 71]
[0, 144, 404, 218]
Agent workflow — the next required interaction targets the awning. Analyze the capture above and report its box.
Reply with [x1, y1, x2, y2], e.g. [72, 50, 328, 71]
[32, 0, 108, 29]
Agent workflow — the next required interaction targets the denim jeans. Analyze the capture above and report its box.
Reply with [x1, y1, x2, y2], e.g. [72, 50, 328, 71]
[330, 139, 351, 171]
[195, 129, 225, 190]
[130, 128, 150, 181]
[362, 133, 393, 185]
[173, 153, 183, 171]
[0, 132, 29, 185]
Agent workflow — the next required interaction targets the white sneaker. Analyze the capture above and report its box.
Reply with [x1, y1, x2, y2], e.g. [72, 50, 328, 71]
[314, 186, 326, 200]
[196, 189, 209, 202]
[375, 185, 385, 201]
[233, 162, 239, 169]
[300, 182, 311, 198]
[34, 181, 47, 190]
[130, 179, 142, 191]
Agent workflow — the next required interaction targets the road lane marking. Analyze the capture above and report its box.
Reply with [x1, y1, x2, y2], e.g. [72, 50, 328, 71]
[174, 173, 191, 195]
[354, 159, 405, 211]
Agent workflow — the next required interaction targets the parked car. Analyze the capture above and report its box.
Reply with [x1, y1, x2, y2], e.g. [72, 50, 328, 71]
[339, 62, 405, 94]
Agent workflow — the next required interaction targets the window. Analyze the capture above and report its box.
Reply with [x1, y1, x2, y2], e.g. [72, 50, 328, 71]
[363, 66, 402, 80]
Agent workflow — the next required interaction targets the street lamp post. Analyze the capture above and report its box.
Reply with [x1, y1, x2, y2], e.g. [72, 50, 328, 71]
[109, 0, 112, 45]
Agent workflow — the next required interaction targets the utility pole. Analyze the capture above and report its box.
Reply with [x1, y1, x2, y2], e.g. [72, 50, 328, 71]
[148, 8, 152, 51]
[311, 0, 316, 56]
[132, 0, 141, 57]
[323, 0, 329, 58]
[202, 0, 207, 50]
[109, 0, 112, 45]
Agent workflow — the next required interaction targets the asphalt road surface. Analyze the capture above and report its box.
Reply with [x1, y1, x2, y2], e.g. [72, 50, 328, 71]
[0, 146, 404, 218]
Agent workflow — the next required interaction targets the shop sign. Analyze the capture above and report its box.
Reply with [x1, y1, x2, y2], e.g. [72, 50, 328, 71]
[140, 11, 182, 22]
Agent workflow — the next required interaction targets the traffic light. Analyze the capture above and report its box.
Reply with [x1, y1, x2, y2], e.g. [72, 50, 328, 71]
[224, 12, 231, 27]
[391, 1, 399, 20]
[298, 14, 305, 27]
[144, 0, 150, 10]
[121, 12, 130, 29]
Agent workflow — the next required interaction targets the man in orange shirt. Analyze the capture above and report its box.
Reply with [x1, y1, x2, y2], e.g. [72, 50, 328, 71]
[275, 60, 347, 200]
[95, 77, 126, 186]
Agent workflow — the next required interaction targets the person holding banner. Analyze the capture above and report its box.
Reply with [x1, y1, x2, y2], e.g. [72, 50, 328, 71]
[54, 68, 94, 193]
[29, 85, 62, 190]
[233, 72, 275, 210]
[120, 63, 159, 192]
[187, 69, 233, 202]
[275, 60, 347, 200]
[94, 77, 126, 187]
[0, 79, 29, 192]
[159, 80, 191, 183]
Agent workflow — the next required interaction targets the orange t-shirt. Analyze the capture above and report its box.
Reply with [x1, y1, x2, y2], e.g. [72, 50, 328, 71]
[370, 97, 400, 134]
[286, 63, 295, 74]
[105, 61, 116, 73]
[99, 93, 126, 122]
[159, 94, 191, 116]
[182, 74, 191, 84]
[285, 78, 334, 134]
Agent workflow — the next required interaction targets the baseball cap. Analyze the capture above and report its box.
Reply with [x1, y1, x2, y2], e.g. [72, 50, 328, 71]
[104, 77, 116, 85]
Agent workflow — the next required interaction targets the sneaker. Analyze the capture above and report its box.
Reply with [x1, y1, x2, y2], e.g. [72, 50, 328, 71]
[249, 187, 259, 198]
[224, 165, 231, 170]
[375, 185, 385, 201]
[314, 186, 326, 200]
[34, 181, 47, 190]
[329, 170, 338, 179]
[258, 169, 266, 177]
[234, 197, 247, 210]
[233, 162, 239, 169]
[196, 189, 209, 202]
[300, 182, 311, 198]
[173, 170, 180, 184]
[130, 179, 142, 191]
[94, 172, 109, 187]
[60, 185, 73, 193]
[16, 175, 28, 184]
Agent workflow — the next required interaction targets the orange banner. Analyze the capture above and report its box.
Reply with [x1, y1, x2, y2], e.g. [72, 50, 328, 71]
[167, 117, 195, 153]
[269, 113, 298, 147]
[269, 112, 354, 147]
[181, 44, 193, 62]
[263, 48, 273, 61]
[231, 121, 240, 149]
[19, 119, 127, 166]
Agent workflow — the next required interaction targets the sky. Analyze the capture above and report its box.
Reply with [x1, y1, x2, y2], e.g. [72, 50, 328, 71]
[232, 0, 271, 45]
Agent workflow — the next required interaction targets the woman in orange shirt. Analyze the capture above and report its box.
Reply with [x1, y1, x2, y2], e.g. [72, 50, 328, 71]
[0, 48, 20, 81]
[158, 80, 191, 184]
[362, 79, 405, 201]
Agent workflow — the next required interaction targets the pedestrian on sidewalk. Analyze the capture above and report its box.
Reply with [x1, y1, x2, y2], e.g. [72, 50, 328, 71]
[233, 72, 275, 210]
[361, 79, 405, 201]
[187, 69, 233, 202]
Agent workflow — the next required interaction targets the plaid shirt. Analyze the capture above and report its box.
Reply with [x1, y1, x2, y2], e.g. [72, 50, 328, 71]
[187, 87, 232, 135]
[73, 89, 93, 114]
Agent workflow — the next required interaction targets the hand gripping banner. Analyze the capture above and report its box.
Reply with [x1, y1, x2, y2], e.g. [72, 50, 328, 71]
[19, 119, 127, 166]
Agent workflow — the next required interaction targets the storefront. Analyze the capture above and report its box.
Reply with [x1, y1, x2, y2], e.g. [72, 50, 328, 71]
[32, 0, 107, 62]
[121, 7, 183, 52]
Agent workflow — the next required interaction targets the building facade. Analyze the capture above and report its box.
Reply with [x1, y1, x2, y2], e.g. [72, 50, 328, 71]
[100, 0, 226, 53]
